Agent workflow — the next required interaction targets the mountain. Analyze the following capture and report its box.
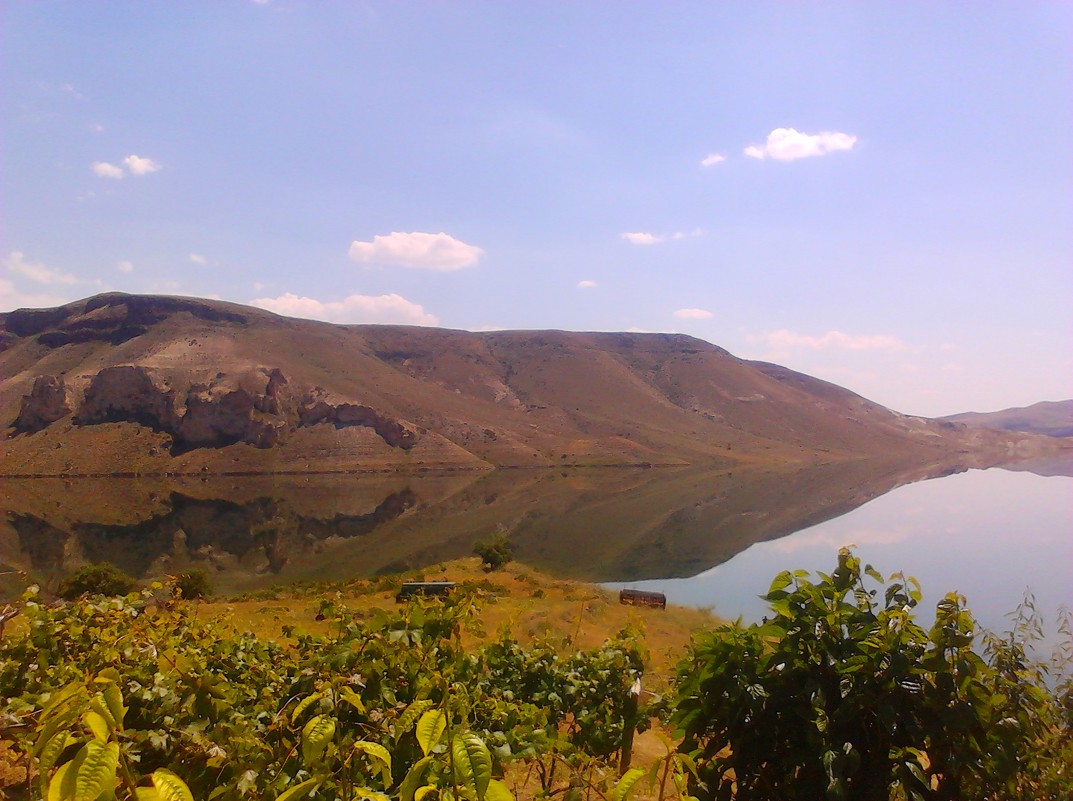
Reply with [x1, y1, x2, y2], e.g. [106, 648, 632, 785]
[940, 400, 1073, 438]
[0, 293, 1061, 476]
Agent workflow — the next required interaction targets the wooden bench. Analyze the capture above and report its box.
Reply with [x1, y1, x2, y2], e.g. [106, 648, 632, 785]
[618, 589, 666, 609]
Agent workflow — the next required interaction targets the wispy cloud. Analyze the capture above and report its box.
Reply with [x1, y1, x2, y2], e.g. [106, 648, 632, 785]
[250, 292, 438, 326]
[700, 153, 726, 167]
[754, 329, 907, 352]
[744, 128, 857, 161]
[674, 308, 713, 320]
[91, 154, 162, 179]
[621, 228, 701, 246]
[577, 279, 597, 289]
[189, 253, 207, 265]
[5, 251, 78, 285]
[348, 231, 482, 271]
[117, 260, 135, 274]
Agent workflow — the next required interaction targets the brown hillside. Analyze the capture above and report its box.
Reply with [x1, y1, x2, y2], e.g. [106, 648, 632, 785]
[0, 293, 1059, 475]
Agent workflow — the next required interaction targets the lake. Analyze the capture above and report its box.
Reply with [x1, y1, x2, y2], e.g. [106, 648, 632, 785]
[1, 454, 1069, 642]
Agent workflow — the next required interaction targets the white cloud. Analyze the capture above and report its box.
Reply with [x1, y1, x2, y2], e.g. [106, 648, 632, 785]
[674, 308, 713, 320]
[755, 329, 907, 351]
[250, 292, 438, 326]
[91, 155, 162, 179]
[4, 251, 78, 285]
[189, 253, 207, 265]
[577, 280, 597, 289]
[348, 231, 482, 271]
[117, 260, 134, 274]
[700, 153, 726, 167]
[123, 155, 161, 175]
[91, 161, 124, 179]
[0, 277, 68, 310]
[744, 127, 857, 161]
[621, 232, 663, 245]
[672, 228, 703, 240]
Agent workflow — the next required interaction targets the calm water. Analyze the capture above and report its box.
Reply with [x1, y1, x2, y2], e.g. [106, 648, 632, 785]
[607, 463, 1073, 640]
[1, 457, 1069, 643]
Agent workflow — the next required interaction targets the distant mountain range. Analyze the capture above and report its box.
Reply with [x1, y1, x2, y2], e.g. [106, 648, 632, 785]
[1, 293, 1066, 476]
[940, 400, 1073, 438]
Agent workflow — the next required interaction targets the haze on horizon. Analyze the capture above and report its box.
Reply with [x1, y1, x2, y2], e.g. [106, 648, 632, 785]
[2, 2, 1070, 418]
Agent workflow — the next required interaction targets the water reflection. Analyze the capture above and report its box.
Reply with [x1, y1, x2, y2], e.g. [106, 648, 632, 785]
[0, 454, 1025, 600]
[608, 457, 1073, 639]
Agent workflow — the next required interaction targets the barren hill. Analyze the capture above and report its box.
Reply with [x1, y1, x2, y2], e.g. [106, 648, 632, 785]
[940, 400, 1073, 438]
[0, 293, 1057, 475]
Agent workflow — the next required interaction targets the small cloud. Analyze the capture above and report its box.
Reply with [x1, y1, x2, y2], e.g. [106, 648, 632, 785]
[577, 280, 598, 289]
[188, 253, 207, 265]
[754, 329, 906, 351]
[91, 161, 124, 179]
[250, 292, 438, 326]
[90, 123, 105, 134]
[0, 277, 68, 310]
[117, 260, 135, 274]
[674, 308, 713, 320]
[744, 127, 857, 161]
[700, 153, 726, 167]
[92, 155, 162, 179]
[252, 281, 268, 292]
[348, 231, 482, 271]
[4, 251, 78, 285]
[621, 232, 663, 245]
[123, 155, 161, 175]
[671, 228, 703, 240]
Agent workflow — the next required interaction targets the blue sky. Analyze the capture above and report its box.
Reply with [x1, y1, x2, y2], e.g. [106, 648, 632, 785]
[3, 1, 1070, 417]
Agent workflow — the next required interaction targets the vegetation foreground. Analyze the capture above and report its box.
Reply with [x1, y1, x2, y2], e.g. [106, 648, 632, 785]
[1, 550, 1071, 801]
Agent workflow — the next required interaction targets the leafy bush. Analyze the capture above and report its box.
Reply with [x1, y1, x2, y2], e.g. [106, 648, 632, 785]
[473, 533, 514, 571]
[172, 569, 211, 599]
[672, 547, 1073, 801]
[56, 562, 135, 600]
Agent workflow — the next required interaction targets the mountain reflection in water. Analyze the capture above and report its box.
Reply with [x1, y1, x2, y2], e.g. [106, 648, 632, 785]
[0, 455, 1030, 600]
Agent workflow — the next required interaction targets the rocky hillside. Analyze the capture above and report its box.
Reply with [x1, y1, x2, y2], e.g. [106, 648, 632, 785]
[0, 293, 1059, 475]
[941, 400, 1073, 438]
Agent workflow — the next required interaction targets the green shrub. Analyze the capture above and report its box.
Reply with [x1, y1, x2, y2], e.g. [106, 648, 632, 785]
[473, 533, 513, 571]
[56, 562, 135, 600]
[172, 569, 211, 599]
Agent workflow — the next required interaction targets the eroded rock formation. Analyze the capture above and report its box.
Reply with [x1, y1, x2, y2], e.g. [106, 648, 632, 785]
[11, 365, 418, 454]
[13, 375, 72, 434]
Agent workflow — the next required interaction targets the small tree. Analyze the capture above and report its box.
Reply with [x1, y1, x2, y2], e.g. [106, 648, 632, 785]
[57, 562, 135, 600]
[672, 548, 1000, 801]
[473, 533, 513, 572]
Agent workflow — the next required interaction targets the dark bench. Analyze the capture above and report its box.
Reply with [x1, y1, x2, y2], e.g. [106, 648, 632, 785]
[618, 589, 666, 609]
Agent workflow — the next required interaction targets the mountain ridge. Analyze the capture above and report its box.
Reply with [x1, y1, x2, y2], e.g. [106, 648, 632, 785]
[1, 293, 1064, 476]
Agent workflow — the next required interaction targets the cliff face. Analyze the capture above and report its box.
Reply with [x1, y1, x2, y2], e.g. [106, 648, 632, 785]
[0, 293, 1065, 476]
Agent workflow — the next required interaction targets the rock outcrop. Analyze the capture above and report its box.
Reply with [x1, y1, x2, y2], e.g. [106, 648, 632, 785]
[14, 365, 418, 455]
[13, 375, 72, 434]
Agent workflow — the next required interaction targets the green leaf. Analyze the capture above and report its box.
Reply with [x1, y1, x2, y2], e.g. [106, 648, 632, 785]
[151, 769, 196, 801]
[301, 714, 336, 766]
[352, 789, 390, 801]
[767, 570, 793, 595]
[485, 779, 514, 801]
[291, 692, 324, 725]
[452, 732, 492, 801]
[48, 758, 78, 801]
[274, 777, 320, 801]
[414, 786, 437, 801]
[416, 708, 447, 756]
[396, 699, 435, 742]
[339, 685, 366, 713]
[83, 709, 111, 743]
[135, 788, 160, 801]
[611, 768, 646, 801]
[38, 731, 77, 796]
[75, 740, 119, 801]
[399, 756, 433, 801]
[353, 740, 393, 789]
[101, 682, 127, 729]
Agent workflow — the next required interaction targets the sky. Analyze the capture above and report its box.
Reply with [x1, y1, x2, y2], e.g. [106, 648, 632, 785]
[2, 2, 1071, 418]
